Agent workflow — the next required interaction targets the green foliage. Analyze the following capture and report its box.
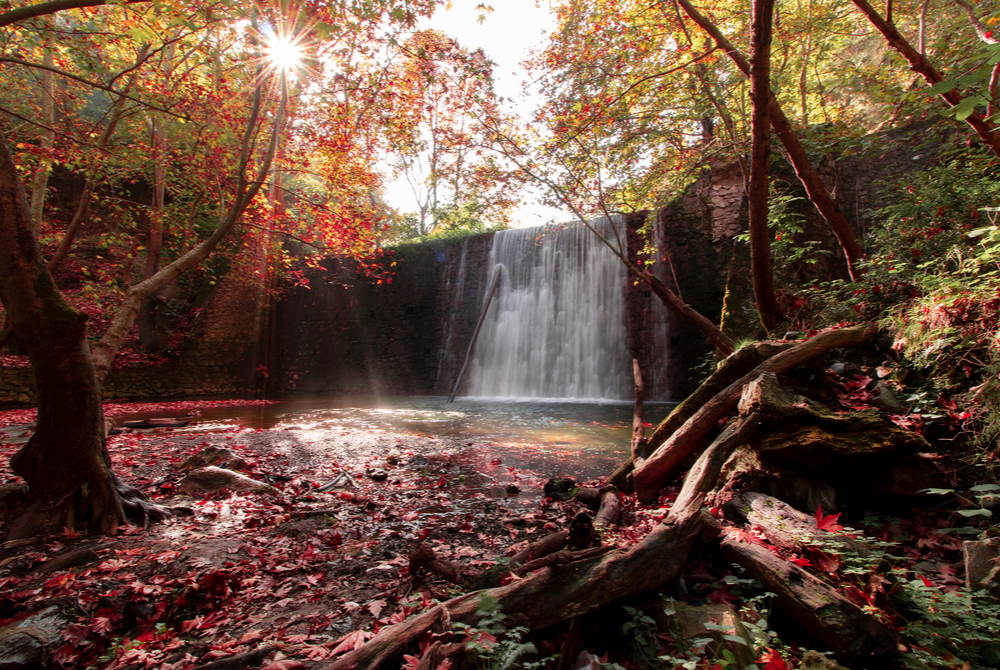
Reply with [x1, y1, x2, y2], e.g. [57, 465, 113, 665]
[451, 594, 553, 670]
[899, 579, 1000, 669]
[799, 149, 1000, 457]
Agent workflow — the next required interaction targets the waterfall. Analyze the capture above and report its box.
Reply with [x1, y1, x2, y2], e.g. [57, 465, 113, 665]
[462, 219, 631, 401]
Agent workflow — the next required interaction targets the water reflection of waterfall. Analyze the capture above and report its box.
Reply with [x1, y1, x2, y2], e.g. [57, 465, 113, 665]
[462, 219, 631, 401]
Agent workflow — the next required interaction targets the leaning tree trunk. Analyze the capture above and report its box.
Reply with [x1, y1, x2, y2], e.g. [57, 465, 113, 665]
[0, 140, 152, 539]
[748, 0, 783, 331]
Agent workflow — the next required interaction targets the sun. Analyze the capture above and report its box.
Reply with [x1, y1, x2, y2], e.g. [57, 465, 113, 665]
[265, 33, 304, 74]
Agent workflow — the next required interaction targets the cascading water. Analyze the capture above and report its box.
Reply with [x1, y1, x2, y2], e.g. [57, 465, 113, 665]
[462, 219, 632, 401]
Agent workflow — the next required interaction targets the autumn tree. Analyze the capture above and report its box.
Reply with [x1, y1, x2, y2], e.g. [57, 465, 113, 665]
[0, 0, 442, 538]
[385, 29, 519, 238]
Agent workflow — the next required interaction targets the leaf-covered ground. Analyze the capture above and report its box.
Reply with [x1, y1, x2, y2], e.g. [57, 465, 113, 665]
[0, 398, 637, 669]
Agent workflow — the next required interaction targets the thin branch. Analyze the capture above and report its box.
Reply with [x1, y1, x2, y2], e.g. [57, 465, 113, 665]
[0, 104, 109, 151]
[0, 0, 149, 26]
[0, 57, 189, 119]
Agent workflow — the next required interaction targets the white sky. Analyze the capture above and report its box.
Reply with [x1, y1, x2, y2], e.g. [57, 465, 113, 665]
[380, 0, 569, 229]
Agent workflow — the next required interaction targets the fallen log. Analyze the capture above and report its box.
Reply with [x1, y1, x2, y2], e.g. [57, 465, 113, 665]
[593, 489, 621, 529]
[609, 340, 792, 488]
[726, 491, 874, 559]
[633, 324, 876, 502]
[714, 521, 898, 665]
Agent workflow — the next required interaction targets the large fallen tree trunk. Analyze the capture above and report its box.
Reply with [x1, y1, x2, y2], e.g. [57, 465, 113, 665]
[610, 341, 792, 488]
[325, 410, 755, 670]
[633, 324, 875, 502]
[711, 517, 898, 665]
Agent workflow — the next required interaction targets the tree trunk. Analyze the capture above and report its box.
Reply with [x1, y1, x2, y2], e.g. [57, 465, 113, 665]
[713, 520, 898, 664]
[138, 115, 169, 352]
[630, 358, 646, 461]
[633, 324, 875, 502]
[748, 0, 783, 331]
[28, 31, 55, 230]
[850, 0, 1000, 158]
[91, 72, 281, 382]
[0, 140, 159, 540]
[675, 0, 864, 280]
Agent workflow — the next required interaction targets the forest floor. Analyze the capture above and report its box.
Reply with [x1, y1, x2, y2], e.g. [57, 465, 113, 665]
[0, 398, 658, 669]
[0, 384, 989, 670]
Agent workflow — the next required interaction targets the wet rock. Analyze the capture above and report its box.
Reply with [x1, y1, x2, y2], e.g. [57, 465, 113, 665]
[179, 467, 279, 496]
[543, 477, 577, 501]
[120, 417, 190, 428]
[963, 537, 1000, 595]
[181, 446, 249, 472]
[0, 606, 73, 669]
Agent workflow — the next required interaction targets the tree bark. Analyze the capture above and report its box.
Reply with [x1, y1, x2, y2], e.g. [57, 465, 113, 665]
[674, 0, 864, 280]
[633, 324, 876, 502]
[0, 140, 159, 539]
[714, 520, 897, 664]
[28, 29, 55, 230]
[0, 0, 149, 26]
[629, 358, 646, 461]
[850, 0, 1000, 158]
[748, 0, 783, 331]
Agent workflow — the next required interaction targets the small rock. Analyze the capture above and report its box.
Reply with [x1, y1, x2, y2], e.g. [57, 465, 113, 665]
[179, 466, 279, 496]
[367, 470, 388, 482]
[800, 650, 849, 669]
[505, 484, 520, 496]
[964, 537, 1000, 596]
[543, 477, 577, 501]
[181, 446, 249, 472]
[871, 381, 906, 413]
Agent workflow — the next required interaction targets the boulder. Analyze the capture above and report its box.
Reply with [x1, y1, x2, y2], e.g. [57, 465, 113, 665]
[179, 467, 279, 496]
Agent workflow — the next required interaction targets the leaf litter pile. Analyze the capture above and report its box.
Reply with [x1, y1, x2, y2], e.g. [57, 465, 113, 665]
[0, 399, 632, 668]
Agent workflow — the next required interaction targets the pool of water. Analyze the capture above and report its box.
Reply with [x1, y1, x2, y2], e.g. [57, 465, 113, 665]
[124, 395, 674, 484]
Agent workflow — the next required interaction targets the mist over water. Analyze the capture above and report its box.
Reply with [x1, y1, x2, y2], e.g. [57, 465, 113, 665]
[463, 219, 632, 401]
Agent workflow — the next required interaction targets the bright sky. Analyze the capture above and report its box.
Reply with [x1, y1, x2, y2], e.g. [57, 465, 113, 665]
[380, 0, 569, 229]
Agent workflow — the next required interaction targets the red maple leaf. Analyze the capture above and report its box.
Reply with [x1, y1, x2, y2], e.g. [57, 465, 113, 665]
[758, 648, 790, 670]
[815, 506, 844, 532]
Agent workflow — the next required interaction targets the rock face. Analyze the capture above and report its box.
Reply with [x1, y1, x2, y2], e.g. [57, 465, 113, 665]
[178, 466, 278, 496]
